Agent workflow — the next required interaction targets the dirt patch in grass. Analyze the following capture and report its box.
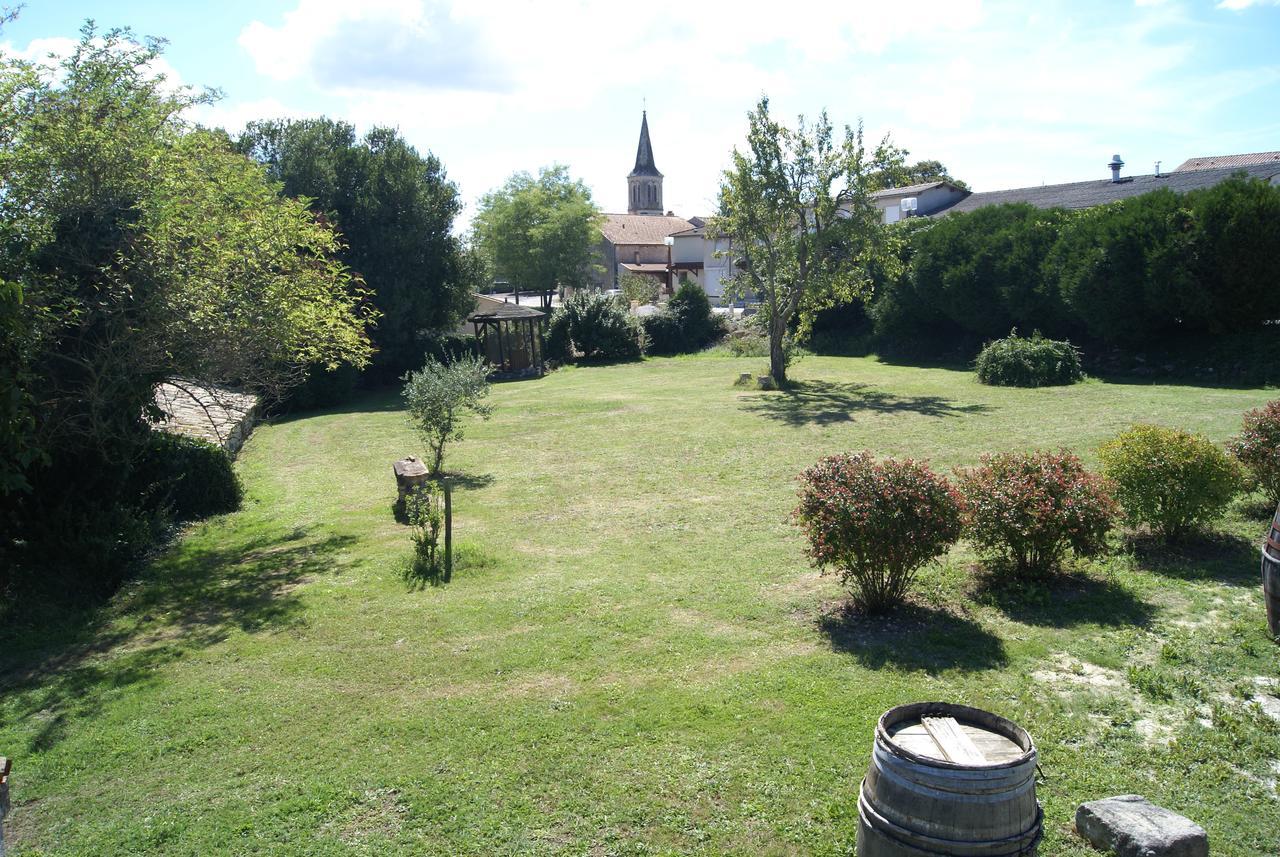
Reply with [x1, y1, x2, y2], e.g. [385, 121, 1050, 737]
[324, 787, 409, 844]
[1032, 654, 1125, 690]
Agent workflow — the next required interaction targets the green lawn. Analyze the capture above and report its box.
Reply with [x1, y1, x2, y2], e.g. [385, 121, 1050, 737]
[2, 355, 1278, 855]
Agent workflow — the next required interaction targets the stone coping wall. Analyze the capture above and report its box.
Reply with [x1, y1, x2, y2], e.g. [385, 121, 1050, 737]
[154, 380, 260, 457]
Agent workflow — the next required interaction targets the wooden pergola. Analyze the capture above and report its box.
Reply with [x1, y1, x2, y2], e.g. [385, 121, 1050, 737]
[467, 295, 547, 378]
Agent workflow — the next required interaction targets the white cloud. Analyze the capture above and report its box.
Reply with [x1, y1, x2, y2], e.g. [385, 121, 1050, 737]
[1216, 0, 1280, 9]
[2, 33, 191, 96]
[57, 0, 1269, 228]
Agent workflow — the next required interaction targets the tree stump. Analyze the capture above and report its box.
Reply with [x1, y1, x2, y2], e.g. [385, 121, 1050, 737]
[393, 456, 431, 513]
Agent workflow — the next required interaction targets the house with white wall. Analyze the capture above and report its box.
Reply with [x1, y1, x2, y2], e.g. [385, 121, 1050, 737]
[667, 220, 736, 304]
[871, 180, 970, 223]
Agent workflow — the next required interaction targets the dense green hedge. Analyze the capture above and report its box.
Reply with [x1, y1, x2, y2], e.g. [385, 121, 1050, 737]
[870, 176, 1280, 351]
[132, 431, 243, 521]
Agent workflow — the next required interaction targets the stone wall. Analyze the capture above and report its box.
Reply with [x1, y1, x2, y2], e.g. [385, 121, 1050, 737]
[154, 381, 260, 457]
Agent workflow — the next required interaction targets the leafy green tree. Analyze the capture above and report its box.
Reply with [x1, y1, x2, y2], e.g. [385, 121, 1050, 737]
[715, 96, 887, 384]
[402, 354, 493, 475]
[868, 146, 968, 191]
[472, 166, 603, 307]
[237, 118, 470, 376]
[0, 24, 373, 592]
[618, 272, 660, 305]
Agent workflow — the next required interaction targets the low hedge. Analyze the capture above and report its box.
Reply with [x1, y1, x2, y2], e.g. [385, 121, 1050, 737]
[975, 330, 1083, 387]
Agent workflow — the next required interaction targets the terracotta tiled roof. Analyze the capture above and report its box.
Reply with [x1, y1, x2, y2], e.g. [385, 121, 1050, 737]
[1173, 151, 1280, 172]
[600, 213, 693, 244]
[620, 263, 669, 274]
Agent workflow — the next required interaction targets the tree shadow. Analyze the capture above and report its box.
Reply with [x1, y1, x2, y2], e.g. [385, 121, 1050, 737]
[268, 387, 403, 424]
[0, 526, 358, 754]
[1127, 531, 1261, 588]
[443, 471, 496, 491]
[740, 380, 991, 427]
[400, 557, 448, 591]
[971, 567, 1155, 628]
[817, 601, 1007, 673]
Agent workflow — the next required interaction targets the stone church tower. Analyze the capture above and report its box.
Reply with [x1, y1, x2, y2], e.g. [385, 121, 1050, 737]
[627, 111, 664, 215]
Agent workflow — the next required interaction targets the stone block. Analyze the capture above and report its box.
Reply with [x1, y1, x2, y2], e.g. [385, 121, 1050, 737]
[1075, 794, 1207, 857]
[393, 456, 431, 507]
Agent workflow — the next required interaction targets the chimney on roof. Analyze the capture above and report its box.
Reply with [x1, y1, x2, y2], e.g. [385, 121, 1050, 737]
[1154, 160, 1162, 178]
[1108, 154, 1124, 183]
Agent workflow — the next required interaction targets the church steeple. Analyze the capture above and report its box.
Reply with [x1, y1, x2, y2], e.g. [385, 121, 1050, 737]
[627, 111, 664, 215]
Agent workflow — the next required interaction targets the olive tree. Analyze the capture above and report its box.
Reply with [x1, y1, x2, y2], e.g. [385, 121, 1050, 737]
[402, 354, 493, 475]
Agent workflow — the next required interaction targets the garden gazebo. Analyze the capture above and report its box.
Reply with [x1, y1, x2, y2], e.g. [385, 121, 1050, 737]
[467, 294, 547, 378]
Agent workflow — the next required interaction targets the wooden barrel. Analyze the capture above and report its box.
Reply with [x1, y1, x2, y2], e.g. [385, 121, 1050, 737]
[1263, 501, 1280, 638]
[858, 702, 1042, 856]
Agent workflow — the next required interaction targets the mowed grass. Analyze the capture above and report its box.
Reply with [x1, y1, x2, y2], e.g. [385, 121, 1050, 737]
[2, 355, 1278, 856]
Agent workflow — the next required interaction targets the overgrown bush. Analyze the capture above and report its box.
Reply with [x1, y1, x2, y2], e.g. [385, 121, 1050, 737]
[546, 291, 644, 362]
[1228, 400, 1280, 504]
[974, 330, 1084, 387]
[794, 452, 961, 613]
[132, 431, 243, 521]
[1099, 424, 1241, 541]
[643, 279, 728, 355]
[955, 450, 1115, 577]
[405, 481, 444, 578]
[402, 353, 493, 475]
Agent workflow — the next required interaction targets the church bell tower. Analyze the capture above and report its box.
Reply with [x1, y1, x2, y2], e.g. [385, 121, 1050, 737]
[627, 111, 664, 215]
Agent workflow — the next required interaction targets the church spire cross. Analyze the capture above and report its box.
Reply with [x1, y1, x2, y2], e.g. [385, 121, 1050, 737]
[626, 110, 664, 215]
[629, 110, 661, 179]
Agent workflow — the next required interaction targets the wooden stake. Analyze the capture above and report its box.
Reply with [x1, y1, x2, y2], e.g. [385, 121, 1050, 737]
[444, 479, 453, 582]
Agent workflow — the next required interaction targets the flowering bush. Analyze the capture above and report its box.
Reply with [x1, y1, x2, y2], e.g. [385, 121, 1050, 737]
[956, 450, 1115, 577]
[1229, 400, 1280, 505]
[1099, 424, 1241, 541]
[794, 452, 961, 613]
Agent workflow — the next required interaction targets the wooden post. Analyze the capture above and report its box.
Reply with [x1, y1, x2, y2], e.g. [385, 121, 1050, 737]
[1, 755, 10, 857]
[443, 478, 453, 582]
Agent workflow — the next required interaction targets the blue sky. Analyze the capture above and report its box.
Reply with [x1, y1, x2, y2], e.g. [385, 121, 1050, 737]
[5, 0, 1279, 228]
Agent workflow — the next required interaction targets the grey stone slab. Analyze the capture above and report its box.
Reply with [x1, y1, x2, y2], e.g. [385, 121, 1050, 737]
[1076, 794, 1207, 857]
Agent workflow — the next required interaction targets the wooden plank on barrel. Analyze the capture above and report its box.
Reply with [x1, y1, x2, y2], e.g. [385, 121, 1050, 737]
[921, 716, 987, 765]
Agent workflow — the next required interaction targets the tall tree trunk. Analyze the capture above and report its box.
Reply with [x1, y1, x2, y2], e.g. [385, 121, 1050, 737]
[769, 316, 787, 385]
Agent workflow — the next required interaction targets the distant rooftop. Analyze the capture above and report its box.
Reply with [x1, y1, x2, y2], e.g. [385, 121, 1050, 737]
[937, 161, 1280, 216]
[600, 213, 693, 244]
[1173, 151, 1280, 172]
[871, 180, 957, 199]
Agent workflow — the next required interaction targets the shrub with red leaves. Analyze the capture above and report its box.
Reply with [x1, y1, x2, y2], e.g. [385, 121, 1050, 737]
[1229, 400, 1280, 505]
[956, 450, 1116, 577]
[794, 452, 961, 613]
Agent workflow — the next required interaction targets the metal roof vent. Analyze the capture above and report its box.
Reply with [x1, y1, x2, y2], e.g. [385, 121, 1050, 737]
[1108, 154, 1124, 183]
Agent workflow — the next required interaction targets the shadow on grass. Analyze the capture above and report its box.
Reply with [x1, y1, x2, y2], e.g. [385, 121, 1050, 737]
[817, 601, 1007, 673]
[1128, 531, 1260, 587]
[268, 386, 403, 424]
[401, 557, 447, 590]
[0, 526, 358, 753]
[971, 568, 1155, 628]
[741, 380, 991, 427]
